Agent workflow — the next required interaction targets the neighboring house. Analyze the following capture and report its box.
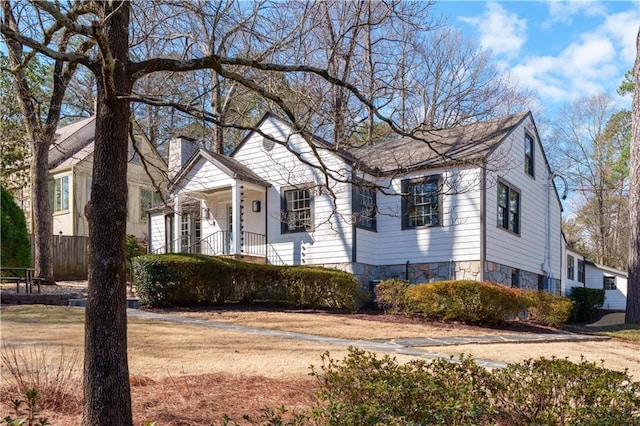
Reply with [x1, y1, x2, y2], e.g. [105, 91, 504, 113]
[19, 116, 168, 240]
[561, 242, 628, 311]
[149, 111, 564, 291]
[584, 262, 628, 311]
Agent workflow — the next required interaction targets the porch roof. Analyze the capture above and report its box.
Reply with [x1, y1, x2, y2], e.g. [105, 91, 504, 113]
[170, 148, 271, 190]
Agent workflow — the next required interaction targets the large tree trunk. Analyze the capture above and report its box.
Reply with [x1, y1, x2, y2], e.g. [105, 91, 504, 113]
[30, 139, 54, 284]
[626, 26, 640, 324]
[82, 1, 133, 424]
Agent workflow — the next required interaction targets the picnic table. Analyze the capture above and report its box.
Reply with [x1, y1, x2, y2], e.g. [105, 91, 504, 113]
[0, 267, 43, 294]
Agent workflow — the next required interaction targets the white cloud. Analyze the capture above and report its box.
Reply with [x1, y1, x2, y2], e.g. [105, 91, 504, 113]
[544, 0, 606, 26]
[459, 2, 527, 58]
[600, 10, 640, 63]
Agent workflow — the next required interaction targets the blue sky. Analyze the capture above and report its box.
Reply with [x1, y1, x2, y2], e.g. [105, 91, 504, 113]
[432, 0, 639, 114]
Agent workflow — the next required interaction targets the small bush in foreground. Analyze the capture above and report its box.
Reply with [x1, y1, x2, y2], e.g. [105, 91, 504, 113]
[406, 280, 529, 324]
[568, 287, 605, 322]
[304, 348, 640, 426]
[310, 348, 495, 425]
[0, 345, 80, 412]
[491, 356, 640, 425]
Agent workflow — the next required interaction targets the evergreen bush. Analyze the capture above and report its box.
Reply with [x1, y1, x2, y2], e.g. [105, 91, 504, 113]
[0, 186, 31, 269]
[406, 280, 529, 324]
[568, 287, 605, 322]
[131, 254, 363, 310]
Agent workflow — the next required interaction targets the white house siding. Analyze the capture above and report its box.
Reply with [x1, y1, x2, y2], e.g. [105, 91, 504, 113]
[232, 116, 353, 266]
[562, 247, 586, 296]
[372, 167, 483, 267]
[484, 115, 562, 290]
[149, 212, 165, 253]
[585, 263, 628, 311]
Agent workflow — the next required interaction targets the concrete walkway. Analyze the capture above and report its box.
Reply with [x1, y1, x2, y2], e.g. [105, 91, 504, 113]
[127, 309, 610, 370]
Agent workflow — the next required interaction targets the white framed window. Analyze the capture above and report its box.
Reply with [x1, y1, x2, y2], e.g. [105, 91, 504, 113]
[498, 180, 520, 234]
[603, 276, 616, 290]
[49, 175, 70, 212]
[402, 175, 441, 229]
[281, 187, 313, 233]
[354, 183, 376, 231]
[525, 132, 535, 177]
[567, 255, 575, 280]
[139, 188, 162, 222]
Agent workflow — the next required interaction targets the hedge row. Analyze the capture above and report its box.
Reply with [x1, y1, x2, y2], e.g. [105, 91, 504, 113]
[568, 287, 605, 322]
[131, 254, 364, 310]
[375, 279, 574, 326]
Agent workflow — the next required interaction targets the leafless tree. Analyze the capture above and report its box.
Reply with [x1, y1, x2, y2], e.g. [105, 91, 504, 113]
[552, 94, 630, 268]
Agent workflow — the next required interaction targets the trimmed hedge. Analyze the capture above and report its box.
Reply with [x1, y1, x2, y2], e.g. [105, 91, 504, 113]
[405, 280, 530, 325]
[132, 254, 363, 310]
[375, 279, 574, 326]
[568, 287, 605, 323]
[525, 290, 574, 327]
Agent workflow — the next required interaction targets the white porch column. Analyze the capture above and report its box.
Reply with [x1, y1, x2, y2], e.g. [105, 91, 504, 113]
[174, 193, 182, 253]
[231, 181, 243, 254]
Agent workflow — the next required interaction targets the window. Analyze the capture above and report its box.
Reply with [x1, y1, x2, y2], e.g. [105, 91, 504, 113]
[49, 175, 69, 212]
[524, 133, 535, 177]
[402, 175, 441, 229]
[511, 268, 520, 288]
[353, 183, 376, 231]
[578, 260, 585, 283]
[497, 181, 520, 234]
[87, 176, 92, 201]
[139, 188, 162, 221]
[282, 187, 313, 233]
[567, 255, 575, 280]
[603, 276, 616, 290]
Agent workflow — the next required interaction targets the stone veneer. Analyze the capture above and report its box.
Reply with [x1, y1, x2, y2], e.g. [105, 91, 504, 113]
[323, 260, 560, 295]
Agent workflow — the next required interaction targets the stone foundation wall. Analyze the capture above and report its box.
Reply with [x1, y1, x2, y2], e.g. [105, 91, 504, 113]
[326, 260, 560, 295]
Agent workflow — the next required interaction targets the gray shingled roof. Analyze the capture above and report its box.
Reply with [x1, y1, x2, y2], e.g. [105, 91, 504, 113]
[350, 112, 528, 175]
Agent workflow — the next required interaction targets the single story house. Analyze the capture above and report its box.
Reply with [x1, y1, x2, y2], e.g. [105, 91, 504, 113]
[148, 111, 564, 291]
[562, 244, 628, 311]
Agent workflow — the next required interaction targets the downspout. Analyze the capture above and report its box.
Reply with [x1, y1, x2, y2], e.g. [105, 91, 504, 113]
[264, 187, 268, 261]
[480, 166, 486, 282]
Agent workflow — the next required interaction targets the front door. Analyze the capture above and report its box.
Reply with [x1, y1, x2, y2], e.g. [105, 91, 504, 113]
[180, 211, 201, 253]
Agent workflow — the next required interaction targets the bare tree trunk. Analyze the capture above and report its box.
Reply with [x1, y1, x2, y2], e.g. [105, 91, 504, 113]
[626, 26, 640, 324]
[30, 140, 54, 283]
[82, 1, 133, 423]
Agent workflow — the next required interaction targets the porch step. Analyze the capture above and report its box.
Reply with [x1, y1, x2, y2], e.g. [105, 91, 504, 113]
[69, 298, 140, 309]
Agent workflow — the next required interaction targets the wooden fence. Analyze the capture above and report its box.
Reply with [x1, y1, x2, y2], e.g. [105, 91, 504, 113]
[30, 235, 89, 280]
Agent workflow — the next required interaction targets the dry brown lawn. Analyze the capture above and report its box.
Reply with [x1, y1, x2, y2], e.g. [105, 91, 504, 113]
[1, 304, 639, 425]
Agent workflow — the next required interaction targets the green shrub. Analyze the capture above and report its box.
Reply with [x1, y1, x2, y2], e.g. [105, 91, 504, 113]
[568, 287, 605, 322]
[490, 357, 640, 425]
[306, 349, 640, 426]
[374, 279, 411, 314]
[132, 254, 363, 310]
[310, 348, 495, 425]
[1, 186, 31, 269]
[406, 280, 529, 324]
[525, 290, 574, 327]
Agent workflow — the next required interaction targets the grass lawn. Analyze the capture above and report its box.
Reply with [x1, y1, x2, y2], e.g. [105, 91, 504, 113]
[1, 305, 639, 425]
